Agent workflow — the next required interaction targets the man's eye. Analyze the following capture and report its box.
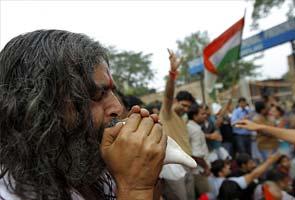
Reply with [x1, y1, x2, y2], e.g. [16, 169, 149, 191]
[91, 88, 108, 102]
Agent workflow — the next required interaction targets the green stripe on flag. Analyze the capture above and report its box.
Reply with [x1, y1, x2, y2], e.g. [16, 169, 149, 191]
[216, 45, 240, 73]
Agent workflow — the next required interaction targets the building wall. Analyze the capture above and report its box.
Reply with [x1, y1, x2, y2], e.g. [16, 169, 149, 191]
[218, 79, 292, 105]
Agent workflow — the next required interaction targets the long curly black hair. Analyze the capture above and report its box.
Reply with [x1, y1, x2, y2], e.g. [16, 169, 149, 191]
[0, 30, 115, 199]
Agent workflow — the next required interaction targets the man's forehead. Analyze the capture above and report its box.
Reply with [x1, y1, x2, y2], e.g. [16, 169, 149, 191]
[93, 61, 109, 74]
[92, 62, 113, 87]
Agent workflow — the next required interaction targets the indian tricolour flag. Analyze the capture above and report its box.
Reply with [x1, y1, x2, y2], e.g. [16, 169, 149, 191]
[203, 17, 245, 93]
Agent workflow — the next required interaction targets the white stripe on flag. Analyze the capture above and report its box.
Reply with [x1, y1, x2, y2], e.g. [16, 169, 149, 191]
[205, 69, 218, 93]
[209, 30, 242, 68]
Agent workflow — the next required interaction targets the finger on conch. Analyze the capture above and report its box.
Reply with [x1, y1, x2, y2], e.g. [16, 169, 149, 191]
[127, 105, 141, 117]
[150, 114, 159, 123]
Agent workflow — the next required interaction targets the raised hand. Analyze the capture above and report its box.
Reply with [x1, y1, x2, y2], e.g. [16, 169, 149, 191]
[233, 119, 261, 131]
[267, 152, 282, 164]
[167, 49, 183, 72]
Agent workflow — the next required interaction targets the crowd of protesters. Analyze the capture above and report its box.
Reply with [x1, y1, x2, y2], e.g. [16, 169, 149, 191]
[116, 50, 295, 200]
[142, 95, 295, 200]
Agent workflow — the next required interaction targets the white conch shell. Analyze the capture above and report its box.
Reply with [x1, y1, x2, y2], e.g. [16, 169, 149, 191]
[164, 136, 197, 168]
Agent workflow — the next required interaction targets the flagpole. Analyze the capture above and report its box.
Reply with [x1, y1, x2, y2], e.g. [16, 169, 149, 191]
[200, 71, 206, 104]
[228, 60, 240, 105]
[230, 9, 247, 101]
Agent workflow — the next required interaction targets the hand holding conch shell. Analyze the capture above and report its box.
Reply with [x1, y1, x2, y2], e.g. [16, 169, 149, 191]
[101, 112, 167, 193]
[117, 119, 197, 169]
[101, 109, 197, 198]
[103, 113, 197, 169]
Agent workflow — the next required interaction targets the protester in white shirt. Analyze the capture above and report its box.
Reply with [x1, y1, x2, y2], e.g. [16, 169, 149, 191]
[187, 104, 211, 196]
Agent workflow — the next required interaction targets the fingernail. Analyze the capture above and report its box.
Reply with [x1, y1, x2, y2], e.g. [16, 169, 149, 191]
[115, 118, 128, 126]
[115, 122, 126, 126]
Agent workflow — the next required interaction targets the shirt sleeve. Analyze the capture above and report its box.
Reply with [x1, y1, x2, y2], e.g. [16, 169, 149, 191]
[230, 109, 239, 124]
[228, 176, 248, 189]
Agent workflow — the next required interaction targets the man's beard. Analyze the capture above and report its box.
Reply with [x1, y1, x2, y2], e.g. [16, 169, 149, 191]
[97, 117, 121, 143]
[59, 118, 121, 187]
[59, 132, 104, 187]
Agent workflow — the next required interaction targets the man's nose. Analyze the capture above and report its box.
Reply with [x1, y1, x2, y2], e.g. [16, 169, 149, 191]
[105, 92, 124, 118]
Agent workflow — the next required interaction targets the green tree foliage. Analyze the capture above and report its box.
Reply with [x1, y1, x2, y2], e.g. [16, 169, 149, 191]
[282, 71, 290, 81]
[216, 60, 261, 92]
[176, 31, 210, 83]
[108, 47, 155, 96]
[251, 0, 294, 29]
[175, 32, 261, 92]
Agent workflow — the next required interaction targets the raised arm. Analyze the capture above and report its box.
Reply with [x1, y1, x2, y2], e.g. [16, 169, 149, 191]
[234, 119, 295, 144]
[162, 49, 183, 113]
[219, 98, 232, 118]
[244, 153, 281, 185]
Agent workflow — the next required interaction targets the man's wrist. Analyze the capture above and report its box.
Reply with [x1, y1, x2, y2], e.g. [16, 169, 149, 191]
[256, 124, 265, 132]
[169, 70, 178, 80]
[265, 159, 276, 165]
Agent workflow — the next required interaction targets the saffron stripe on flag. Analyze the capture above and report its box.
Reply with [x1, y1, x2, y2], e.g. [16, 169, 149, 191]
[203, 18, 244, 57]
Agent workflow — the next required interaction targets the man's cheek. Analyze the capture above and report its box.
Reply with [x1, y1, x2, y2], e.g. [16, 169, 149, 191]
[90, 105, 103, 129]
